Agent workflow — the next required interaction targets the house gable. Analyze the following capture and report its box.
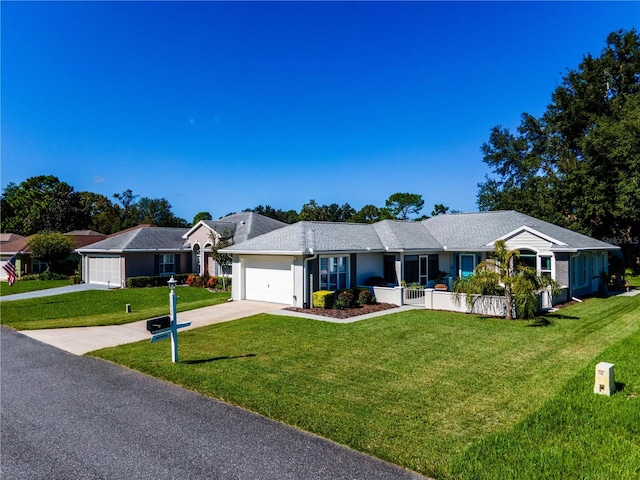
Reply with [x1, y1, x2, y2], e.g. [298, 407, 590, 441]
[490, 226, 564, 253]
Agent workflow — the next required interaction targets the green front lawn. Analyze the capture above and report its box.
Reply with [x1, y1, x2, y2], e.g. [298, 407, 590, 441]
[1, 287, 230, 330]
[0, 279, 72, 296]
[91, 294, 640, 479]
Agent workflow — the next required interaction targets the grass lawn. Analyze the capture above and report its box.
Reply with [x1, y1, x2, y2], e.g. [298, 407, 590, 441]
[91, 293, 640, 479]
[0, 279, 72, 296]
[0, 286, 230, 330]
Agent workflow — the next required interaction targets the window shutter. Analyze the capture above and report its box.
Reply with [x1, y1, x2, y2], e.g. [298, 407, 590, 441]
[154, 255, 160, 275]
[175, 254, 181, 273]
[349, 255, 356, 288]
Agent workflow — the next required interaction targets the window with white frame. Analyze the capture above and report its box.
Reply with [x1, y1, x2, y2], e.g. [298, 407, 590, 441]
[540, 255, 552, 279]
[160, 254, 176, 275]
[320, 256, 348, 290]
[572, 254, 587, 288]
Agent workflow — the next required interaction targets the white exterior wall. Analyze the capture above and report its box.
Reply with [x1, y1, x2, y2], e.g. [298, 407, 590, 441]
[427, 290, 506, 316]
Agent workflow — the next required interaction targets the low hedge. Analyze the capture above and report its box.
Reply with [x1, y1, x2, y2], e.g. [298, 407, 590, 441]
[126, 273, 190, 289]
[313, 290, 335, 309]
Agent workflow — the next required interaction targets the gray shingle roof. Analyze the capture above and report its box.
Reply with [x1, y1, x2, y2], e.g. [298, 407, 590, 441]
[422, 211, 617, 251]
[196, 212, 287, 244]
[224, 220, 442, 254]
[224, 211, 618, 255]
[77, 227, 190, 252]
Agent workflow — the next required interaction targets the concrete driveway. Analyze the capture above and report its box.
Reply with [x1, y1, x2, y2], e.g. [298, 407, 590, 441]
[20, 300, 285, 355]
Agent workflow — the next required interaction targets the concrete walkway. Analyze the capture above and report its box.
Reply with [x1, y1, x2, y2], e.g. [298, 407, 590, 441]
[616, 288, 640, 297]
[20, 300, 286, 355]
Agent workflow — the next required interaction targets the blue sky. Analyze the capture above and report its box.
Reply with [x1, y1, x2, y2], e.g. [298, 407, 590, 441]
[2, 2, 638, 222]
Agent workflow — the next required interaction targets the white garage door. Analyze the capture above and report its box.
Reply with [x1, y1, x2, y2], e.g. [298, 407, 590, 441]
[88, 256, 121, 286]
[245, 256, 292, 305]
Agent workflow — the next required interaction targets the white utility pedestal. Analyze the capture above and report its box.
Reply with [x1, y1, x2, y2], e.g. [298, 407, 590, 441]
[593, 362, 615, 396]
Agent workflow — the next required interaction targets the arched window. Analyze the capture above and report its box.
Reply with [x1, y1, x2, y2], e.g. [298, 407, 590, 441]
[194, 244, 201, 275]
[519, 249, 537, 269]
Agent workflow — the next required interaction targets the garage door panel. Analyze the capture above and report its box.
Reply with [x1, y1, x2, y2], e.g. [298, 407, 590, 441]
[245, 257, 292, 304]
[88, 256, 120, 286]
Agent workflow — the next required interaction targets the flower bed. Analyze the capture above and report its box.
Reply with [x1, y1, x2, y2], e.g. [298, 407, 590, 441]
[284, 302, 398, 319]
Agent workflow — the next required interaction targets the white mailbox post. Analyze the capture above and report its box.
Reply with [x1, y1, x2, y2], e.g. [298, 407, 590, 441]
[593, 362, 616, 396]
[150, 276, 191, 363]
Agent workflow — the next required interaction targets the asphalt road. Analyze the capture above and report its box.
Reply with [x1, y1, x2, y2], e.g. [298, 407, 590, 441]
[1, 327, 425, 480]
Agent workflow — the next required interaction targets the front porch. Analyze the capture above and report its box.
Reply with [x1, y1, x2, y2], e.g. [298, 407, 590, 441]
[372, 285, 508, 316]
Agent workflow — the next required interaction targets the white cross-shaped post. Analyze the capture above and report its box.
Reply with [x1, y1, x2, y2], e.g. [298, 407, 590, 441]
[150, 276, 191, 363]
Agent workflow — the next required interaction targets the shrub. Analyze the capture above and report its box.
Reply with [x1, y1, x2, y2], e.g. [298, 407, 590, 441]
[365, 276, 387, 286]
[127, 274, 190, 289]
[186, 274, 199, 287]
[313, 290, 335, 309]
[336, 289, 356, 309]
[39, 269, 69, 281]
[206, 276, 218, 289]
[19, 274, 40, 281]
[216, 276, 232, 291]
[358, 289, 373, 305]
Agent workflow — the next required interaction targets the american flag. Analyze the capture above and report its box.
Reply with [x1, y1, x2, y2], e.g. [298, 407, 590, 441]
[3, 254, 17, 286]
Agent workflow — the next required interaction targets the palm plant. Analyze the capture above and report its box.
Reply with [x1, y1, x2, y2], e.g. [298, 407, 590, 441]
[452, 240, 561, 319]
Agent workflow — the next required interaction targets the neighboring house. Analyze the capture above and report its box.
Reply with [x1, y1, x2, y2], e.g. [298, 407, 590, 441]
[77, 212, 287, 286]
[221, 210, 620, 308]
[1, 231, 106, 280]
[182, 212, 288, 276]
[77, 225, 191, 287]
[0, 235, 29, 282]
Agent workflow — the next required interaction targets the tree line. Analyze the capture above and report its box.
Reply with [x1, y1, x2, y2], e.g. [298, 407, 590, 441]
[1, 175, 190, 236]
[0, 175, 445, 236]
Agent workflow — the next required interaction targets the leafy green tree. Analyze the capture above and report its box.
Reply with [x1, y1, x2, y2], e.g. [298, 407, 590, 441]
[138, 197, 188, 227]
[113, 189, 140, 230]
[452, 240, 561, 319]
[26, 232, 76, 274]
[477, 29, 640, 268]
[1, 176, 88, 235]
[350, 204, 382, 223]
[298, 200, 355, 222]
[192, 211, 213, 224]
[247, 205, 297, 224]
[385, 193, 424, 220]
[79, 192, 120, 234]
[431, 204, 449, 216]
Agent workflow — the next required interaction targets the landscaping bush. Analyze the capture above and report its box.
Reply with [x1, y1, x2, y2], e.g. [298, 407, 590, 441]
[313, 290, 335, 309]
[127, 274, 189, 289]
[206, 276, 218, 289]
[336, 289, 356, 309]
[357, 289, 373, 305]
[365, 276, 387, 287]
[186, 274, 203, 287]
[39, 269, 69, 281]
[19, 274, 40, 281]
[216, 276, 232, 291]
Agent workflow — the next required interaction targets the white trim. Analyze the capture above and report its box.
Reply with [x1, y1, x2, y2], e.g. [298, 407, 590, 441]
[487, 226, 568, 247]
[182, 220, 214, 239]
